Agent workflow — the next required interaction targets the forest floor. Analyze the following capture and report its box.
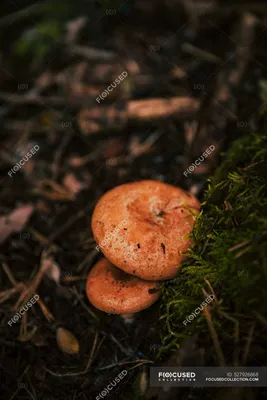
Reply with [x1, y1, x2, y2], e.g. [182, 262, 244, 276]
[1, 1, 267, 399]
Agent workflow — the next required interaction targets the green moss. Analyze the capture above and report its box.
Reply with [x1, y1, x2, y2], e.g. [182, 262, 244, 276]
[160, 130, 267, 357]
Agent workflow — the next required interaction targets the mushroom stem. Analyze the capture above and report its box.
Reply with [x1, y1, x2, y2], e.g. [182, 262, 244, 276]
[120, 313, 135, 324]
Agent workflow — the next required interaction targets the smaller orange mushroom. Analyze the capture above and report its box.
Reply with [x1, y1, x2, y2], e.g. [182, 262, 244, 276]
[86, 258, 161, 315]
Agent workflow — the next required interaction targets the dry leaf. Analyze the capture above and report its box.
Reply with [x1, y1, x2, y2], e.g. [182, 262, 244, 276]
[103, 138, 124, 159]
[44, 256, 61, 284]
[23, 160, 35, 177]
[36, 200, 50, 213]
[0, 205, 33, 244]
[129, 137, 150, 157]
[35, 179, 74, 200]
[138, 371, 148, 396]
[65, 16, 87, 44]
[30, 329, 47, 347]
[63, 173, 89, 195]
[56, 327, 79, 355]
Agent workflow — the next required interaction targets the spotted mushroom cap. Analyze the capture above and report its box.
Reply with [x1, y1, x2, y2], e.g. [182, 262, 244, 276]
[86, 257, 161, 314]
[92, 180, 200, 280]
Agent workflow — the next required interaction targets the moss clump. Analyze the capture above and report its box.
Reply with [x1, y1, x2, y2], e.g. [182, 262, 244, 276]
[160, 129, 267, 361]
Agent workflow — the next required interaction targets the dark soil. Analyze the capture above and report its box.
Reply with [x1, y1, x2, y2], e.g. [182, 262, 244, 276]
[1, 1, 267, 399]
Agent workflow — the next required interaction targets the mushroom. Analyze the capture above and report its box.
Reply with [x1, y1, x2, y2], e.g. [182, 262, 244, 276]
[92, 180, 200, 281]
[86, 257, 161, 316]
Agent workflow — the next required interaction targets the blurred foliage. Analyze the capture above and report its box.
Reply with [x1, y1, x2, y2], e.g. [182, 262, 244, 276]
[8, 0, 134, 69]
[14, 20, 64, 67]
[9, 0, 99, 69]
[12, 1, 75, 68]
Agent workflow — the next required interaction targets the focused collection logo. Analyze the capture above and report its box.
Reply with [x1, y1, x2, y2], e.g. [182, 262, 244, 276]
[158, 371, 196, 382]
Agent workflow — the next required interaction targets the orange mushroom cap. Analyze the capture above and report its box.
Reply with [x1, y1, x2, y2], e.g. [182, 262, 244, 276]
[86, 257, 161, 314]
[92, 180, 200, 280]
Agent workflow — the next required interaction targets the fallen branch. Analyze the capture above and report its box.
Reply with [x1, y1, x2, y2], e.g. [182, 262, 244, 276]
[0, 92, 66, 106]
[78, 96, 200, 135]
[13, 248, 55, 311]
[69, 45, 117, 62]
[203, 305, 226, 366]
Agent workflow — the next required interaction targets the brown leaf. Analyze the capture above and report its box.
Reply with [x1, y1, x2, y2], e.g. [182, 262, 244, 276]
[63, 173, 88, 196]
[23, 160, 35, 177]
[65, 17, 87, 44]
[44, 256, 61, 284]
[129, 137, 152, 157]
[137, 371, 148, 396]
[0, 205, 33, 244]
[30, 329, 47, 347]
[56, 327, 80, 355]
[33, 180, 74, 200]
[103, 138, 124, 159]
